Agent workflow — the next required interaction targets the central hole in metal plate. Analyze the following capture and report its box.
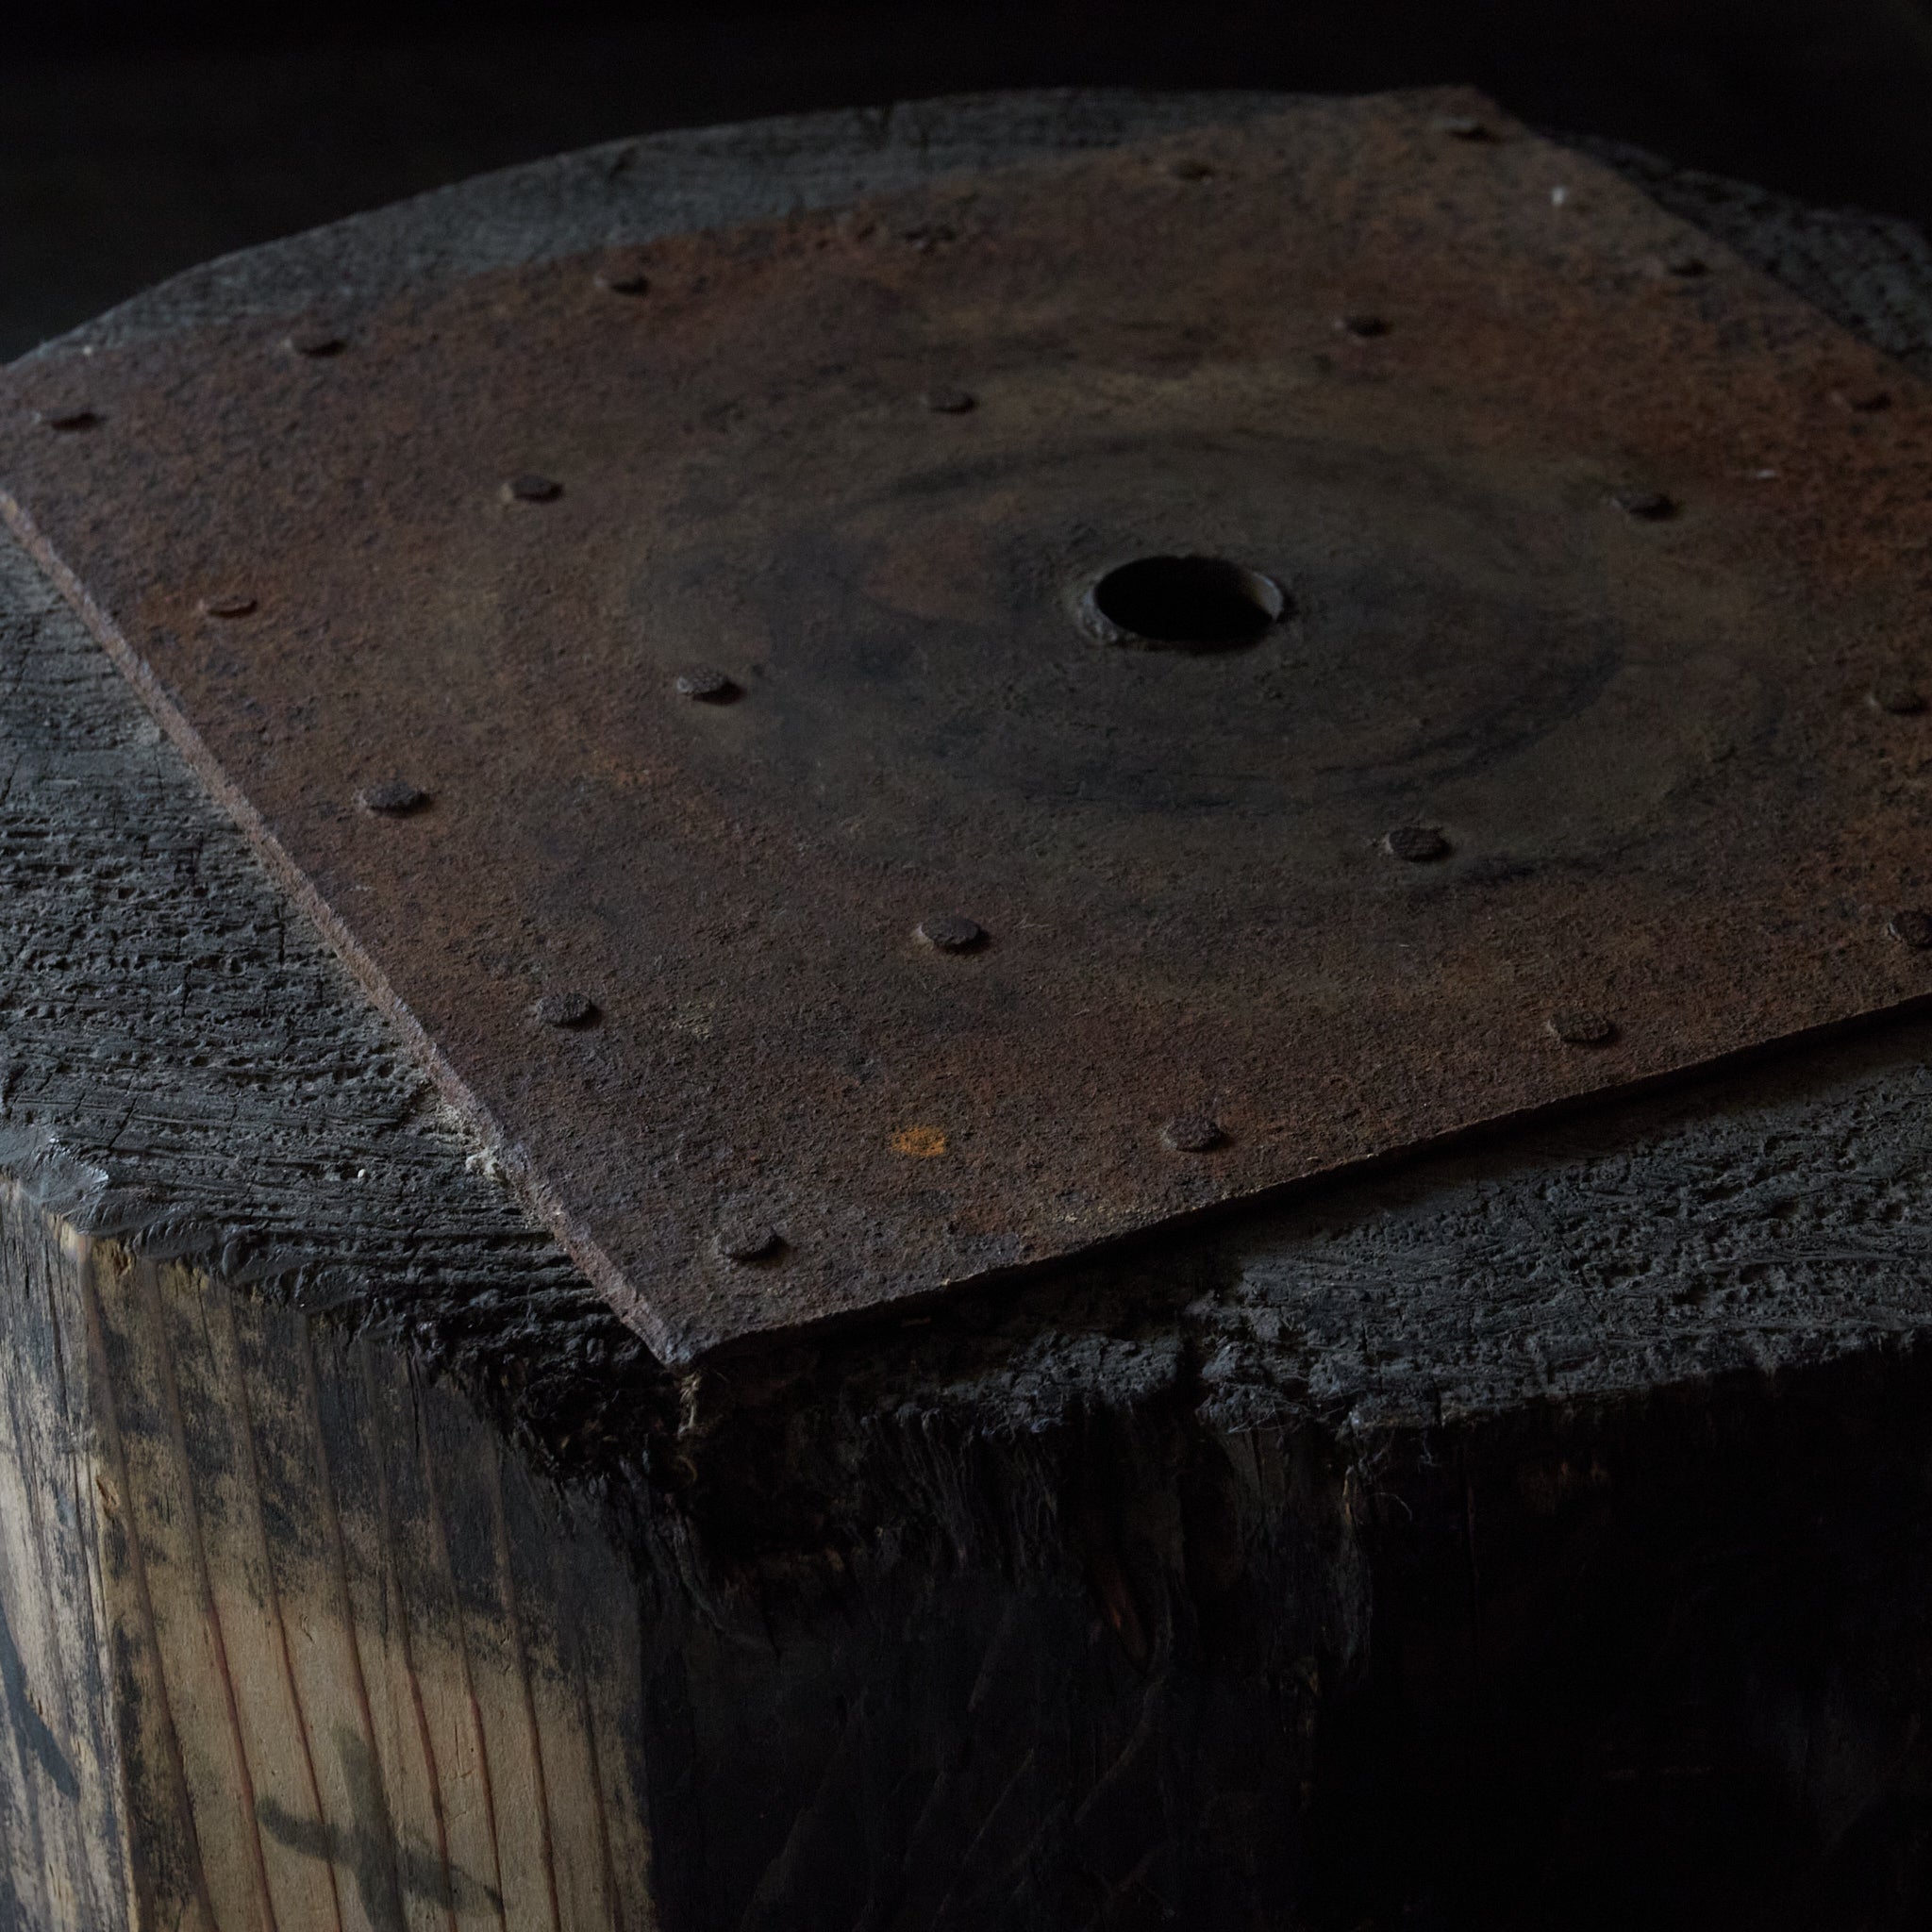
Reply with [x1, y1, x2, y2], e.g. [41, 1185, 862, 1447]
[1086, 555, 1285, 651]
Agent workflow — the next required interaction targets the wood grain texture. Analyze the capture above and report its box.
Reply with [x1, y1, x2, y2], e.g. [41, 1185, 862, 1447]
[0, 1167, 655, 1930]
[0, 1183, 129, 1932]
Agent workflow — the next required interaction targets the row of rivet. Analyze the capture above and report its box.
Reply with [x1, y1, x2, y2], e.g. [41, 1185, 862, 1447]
[167, 388, 1932, 1269]
[28, 118, 1919, 1270]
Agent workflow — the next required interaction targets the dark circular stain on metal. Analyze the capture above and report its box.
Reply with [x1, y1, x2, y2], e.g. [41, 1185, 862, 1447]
[1086, 556, 1285, 651]
[714, 1217, 783, 1264]
[1160, 1114, 1225, 1154]
[200, 591, 258, 620]
[39, 406, 98, 432]
[36, 95, 1932, 1361]
[1889, 908, 1932, 949]
[284, 325, 345, 358]
[1385, 824, 1450, 862]
[358, 778, 429, 816]
[532, 990, 597, 1027]
[1871, 680, 1926, 715]
[674, 665, 740, 703]
[504, 473, 562, 504]
[1336, 313, 1390, 338]
[1611, 489, 1675, 521]
[923, 385, 976, 414]
[1548, 1008, 1617, 1046]
[916, 914, 986, 953]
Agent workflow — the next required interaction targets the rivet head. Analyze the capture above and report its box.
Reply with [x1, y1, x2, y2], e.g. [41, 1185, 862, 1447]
[1548, 1008, 1616, 1046]
[38, 404, 98, 431]
[199, 591, 258, 620]
[595, 253, 651, 295]
[357, 778, 428, 815]
[923, 385, 976, 414]
[1889, 908, 1932, 950]
[1160, 1114, 1225, 1154]
[1384, 824, 1449, 862]
[1335, 313, 1390, 339]
[1610, 489, 1674, 521]
[504, 473, 562, 504]
[1871, 680, 1926, 716]
[915, 914, 986, 953]
[532, 990, 597, 1027]
[673, 665, 740, 703]
[714, 1217, 782, 1263]
[284, 325, 344, 358]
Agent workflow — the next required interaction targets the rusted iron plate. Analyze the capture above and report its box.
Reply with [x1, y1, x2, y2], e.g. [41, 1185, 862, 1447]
[8, 90, 1932, 1363]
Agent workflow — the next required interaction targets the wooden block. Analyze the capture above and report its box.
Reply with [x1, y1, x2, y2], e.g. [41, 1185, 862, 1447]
[7, 89, 1932, 1929]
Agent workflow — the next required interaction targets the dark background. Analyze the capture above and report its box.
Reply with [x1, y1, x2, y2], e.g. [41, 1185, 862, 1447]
[8, 0, 1932, 360]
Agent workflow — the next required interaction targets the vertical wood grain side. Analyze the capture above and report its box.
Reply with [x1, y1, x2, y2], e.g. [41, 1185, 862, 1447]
[0, 1191, 132, 1932]
[67, 1232, 655, 1931]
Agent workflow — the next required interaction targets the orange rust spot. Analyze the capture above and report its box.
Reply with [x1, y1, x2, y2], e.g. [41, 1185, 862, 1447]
[891, 1124, 948, 1158]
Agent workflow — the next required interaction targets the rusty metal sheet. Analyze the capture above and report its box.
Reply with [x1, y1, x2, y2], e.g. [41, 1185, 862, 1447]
[8, 90, 1932, 1363]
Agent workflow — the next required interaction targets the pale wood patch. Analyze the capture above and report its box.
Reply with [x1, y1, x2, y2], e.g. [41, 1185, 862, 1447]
[0, 1180, 656, 1930]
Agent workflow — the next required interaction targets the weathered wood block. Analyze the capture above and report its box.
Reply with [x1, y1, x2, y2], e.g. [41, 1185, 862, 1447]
[3, 1206, 648, 1932]
[8, 88, 1932, 1930]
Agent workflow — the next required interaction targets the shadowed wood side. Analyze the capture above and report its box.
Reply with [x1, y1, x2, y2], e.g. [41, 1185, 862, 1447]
[0, 1172, 656, 1931]
[0, 1183, 132, 1932]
